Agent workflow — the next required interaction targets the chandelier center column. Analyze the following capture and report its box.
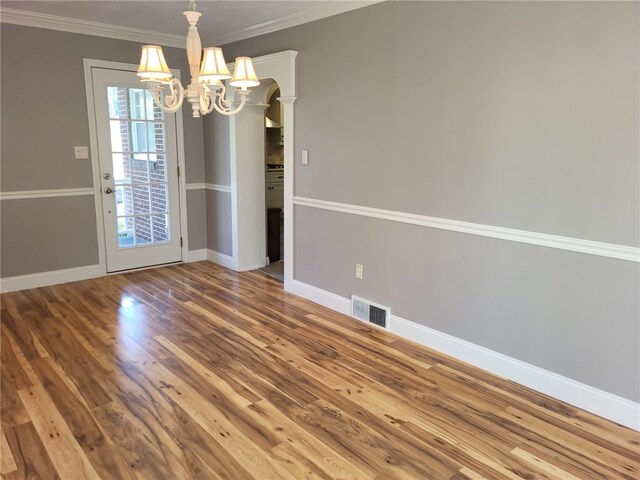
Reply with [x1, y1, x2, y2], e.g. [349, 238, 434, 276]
[184, 11, 202, 80]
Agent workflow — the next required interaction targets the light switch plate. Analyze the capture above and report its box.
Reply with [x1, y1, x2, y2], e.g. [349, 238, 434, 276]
[74, 146, 89, 159]
[302, 150, 309, 165]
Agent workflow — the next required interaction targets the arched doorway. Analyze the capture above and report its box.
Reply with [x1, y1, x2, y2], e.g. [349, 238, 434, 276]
[227, 51, 297, 290]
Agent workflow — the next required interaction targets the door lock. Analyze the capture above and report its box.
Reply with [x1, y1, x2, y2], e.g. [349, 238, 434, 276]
[104, 187, 114, 194]
[103, 173, 111, 180]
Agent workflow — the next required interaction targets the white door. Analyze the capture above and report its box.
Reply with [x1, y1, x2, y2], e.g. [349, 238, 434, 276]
[91, 68, 182, 272]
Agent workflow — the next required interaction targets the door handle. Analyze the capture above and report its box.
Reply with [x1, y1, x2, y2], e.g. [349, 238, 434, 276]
[104, 187, 114, 194]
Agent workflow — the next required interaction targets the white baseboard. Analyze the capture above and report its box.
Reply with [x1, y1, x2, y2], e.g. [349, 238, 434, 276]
[287, 279, 640, 431]
[237, 263, 267, 272]
[205, 250, 265, 272]
[206, 249, 237, 270]
[290, 280, 351, 315]
[198, 249, 261, 272]
[184, 249, 208, 263]
[0, 264, 102, 293]
[390, 316, 640, 431]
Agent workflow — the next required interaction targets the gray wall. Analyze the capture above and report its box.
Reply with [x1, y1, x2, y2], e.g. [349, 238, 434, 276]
[203, 112, 233, 254]
[222, 1, 640, 401]
[186, 189, 207, 251]
[296, 206, 640, 401]
[206, 190, 233, 256]
[1, 197, 99, 277]
[0, 24, 207, 275]
[203, 114, 231, 186]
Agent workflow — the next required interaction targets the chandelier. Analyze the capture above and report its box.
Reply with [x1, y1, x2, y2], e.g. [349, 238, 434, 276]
[136, 0, 260, 118]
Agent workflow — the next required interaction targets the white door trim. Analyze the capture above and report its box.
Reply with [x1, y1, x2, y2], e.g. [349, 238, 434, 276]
[83, 58, 189, 275]
[174, 90, 190, 264]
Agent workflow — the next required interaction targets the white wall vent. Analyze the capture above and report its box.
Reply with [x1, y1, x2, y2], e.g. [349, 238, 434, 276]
[351, 295, 390, 330]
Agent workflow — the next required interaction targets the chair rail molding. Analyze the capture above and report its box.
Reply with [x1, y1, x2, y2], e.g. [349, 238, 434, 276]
[0, 188, 95, 200]
[186, 183, 232, 193]
[293, 196, 640, 263]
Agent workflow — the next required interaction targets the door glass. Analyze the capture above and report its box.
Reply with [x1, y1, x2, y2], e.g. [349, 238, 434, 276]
[107, 86, 172, 248]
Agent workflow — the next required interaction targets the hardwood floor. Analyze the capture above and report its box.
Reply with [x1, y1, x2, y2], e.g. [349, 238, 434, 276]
[1, 261, 638, 479]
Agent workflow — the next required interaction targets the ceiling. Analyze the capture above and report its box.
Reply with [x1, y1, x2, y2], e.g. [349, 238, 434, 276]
[0, 1, 381, 45]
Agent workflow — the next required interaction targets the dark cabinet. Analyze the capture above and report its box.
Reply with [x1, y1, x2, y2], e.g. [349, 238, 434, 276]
[267, 208, 281, 262]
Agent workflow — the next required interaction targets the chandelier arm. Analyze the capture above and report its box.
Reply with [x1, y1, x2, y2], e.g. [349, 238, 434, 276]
[215, 83, 232, 111]
[212, 93, 248, 116]
[210, 83, 250, 116]
[199, 86, 215, 115]
[151, 79, 185, 113]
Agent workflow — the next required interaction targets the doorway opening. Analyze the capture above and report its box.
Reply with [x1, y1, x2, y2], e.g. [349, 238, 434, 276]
[226, 50, 296, 289]
[260, 82, 285, 281]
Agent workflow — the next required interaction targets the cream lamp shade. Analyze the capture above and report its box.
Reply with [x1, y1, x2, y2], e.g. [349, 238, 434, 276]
[230, 57, 260, 89]
[199, 47, 232, 84]
[137, 45, 172, 82]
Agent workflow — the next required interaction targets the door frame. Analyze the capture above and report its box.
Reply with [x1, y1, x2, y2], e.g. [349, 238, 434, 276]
[83, 59, 189, 275]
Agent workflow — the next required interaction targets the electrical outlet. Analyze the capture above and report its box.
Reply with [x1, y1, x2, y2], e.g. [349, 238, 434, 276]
[74, 146, 89, 159]
[355, 263, 363, 280]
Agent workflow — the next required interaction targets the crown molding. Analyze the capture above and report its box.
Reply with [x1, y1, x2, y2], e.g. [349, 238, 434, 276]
[0, 7, 185, 48]
[1, 2, 385, 49]
[202, 1, 385, 46]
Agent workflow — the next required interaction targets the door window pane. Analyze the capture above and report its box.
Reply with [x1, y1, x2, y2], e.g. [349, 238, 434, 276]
[150, 184, 168, 213]
[112, 154, 132, 184]
[131, 121, 148, 152]
[131, 154, 150, 183]
[149, 154, 167, 182]
[132, 185, 151, 214]
[134, 215, 152, 244]
[145, 90, 158, 120]
[152, 215, 169, 242]
[117, 217, 135, 247]
[107, 87, 128, 119]
[115, 186, 133, 216]
[129, 89, 146, 120]
[148, 123, 164, 152]
[109, 120, 126, 152]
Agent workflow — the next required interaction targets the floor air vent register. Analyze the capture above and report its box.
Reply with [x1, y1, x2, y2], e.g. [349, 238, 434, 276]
[351, 295, 390, 330]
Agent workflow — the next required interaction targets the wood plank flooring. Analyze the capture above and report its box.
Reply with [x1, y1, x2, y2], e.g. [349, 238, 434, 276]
[1, 261, 638, 479]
